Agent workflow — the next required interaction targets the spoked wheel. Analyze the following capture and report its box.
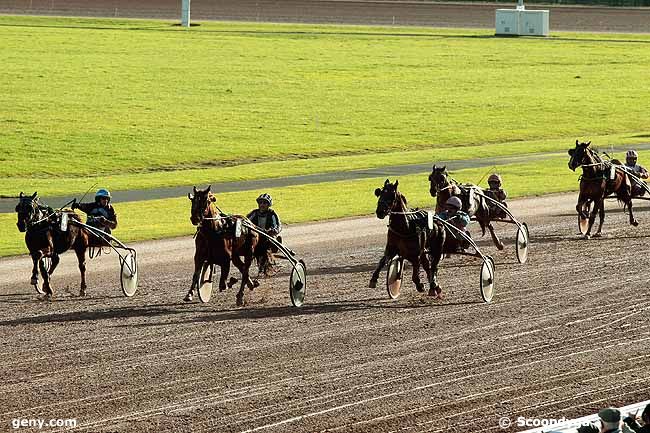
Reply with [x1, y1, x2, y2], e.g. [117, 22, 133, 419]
[119, 250, 138, 297]
[33, 257, 51, 295]
[289, 260, 307, 307]
[515, 223, 530, 264]
[386, 255, 403, 300]
[578, 202, 592, 235]
[479, 256, 496, 303]
[198, 262, 213, 303]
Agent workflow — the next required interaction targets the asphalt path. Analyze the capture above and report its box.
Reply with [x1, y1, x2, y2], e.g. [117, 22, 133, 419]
[2, 143, 649, 213]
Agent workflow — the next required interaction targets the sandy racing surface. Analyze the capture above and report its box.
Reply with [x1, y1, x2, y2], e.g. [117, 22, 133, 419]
[2, 193, 650, 432]
[2, 2, 650, 431]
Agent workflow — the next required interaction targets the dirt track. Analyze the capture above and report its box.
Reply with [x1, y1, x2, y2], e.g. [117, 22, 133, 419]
[2, 193, 650, 432]
[2, 0, 650, 33]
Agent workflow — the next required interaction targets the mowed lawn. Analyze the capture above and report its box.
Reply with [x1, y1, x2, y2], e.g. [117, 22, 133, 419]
[1, 16, 650, 197]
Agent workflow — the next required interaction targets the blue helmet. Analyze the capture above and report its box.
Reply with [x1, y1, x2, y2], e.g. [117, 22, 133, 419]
[95, 188, 111, 202]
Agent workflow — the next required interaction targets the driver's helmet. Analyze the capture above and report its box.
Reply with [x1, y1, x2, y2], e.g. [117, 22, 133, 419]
[487, 173, 502, 188]
[626, 149, 638, 165]
[445, 196, 462, 210]
[256, 193, 272, 206]
[95, 188, 111, 203]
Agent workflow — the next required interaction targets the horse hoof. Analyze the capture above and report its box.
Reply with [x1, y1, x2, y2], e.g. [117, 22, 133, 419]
[368, 279, 377, 289]
[79, 289, 87, 297]
[30, 277, 38, 285]
[415, 283, 426, 293]
[252, 280, 260, 289]
[428, 286, 442, 298]
[593, 232, 603, 238]
[632, 220, 639, 227]
[184, 293, 193, 302]
[227, 277, 238, 289]
[583, 234, 591, 240]
[497, 243, 505, 251]
[218, 285, 226, 292]
[236, 295, 244, 307]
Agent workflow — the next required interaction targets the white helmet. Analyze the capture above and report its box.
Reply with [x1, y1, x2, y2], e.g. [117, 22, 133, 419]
[445, 196, 462, 210]
[627, 150, 638, 159]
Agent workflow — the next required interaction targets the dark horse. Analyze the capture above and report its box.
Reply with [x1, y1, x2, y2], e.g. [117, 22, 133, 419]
[186, 185, 259, 306]
[15, 192, 89, 298]
[370, 179, 447, 297]
[568, 139, 636, 239]
[428, 165, 504, 250]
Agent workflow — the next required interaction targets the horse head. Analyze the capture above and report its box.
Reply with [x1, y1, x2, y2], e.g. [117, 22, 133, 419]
[374, 179, 402, 219]
[15, 192, 39, 232]
[428, 164, 449, 197]
[188, 185, 216, 226]
[568, 140, 593, 171]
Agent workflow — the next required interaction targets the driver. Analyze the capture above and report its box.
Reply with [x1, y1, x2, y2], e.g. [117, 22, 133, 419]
[247, 193, 282, 245]
[484, 173, 508, 218]
[72, 188, 118, 234]
[436, 196, 471, 252]
[625, 150, 649, 197]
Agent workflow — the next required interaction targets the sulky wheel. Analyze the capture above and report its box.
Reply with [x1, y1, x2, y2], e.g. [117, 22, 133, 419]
[386, 255, 403, 300]
[120, 250, 138, 297]
[515, 223, 530, 264]
[479, 256, 496, 303]
[198, 262, 213, 303]
[289, 260, 307, 307]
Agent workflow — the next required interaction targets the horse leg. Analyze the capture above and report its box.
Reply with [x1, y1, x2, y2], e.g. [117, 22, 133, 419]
[186, 256, 203, 302]
[39, 256, 53, 298]
[576, 194, 588, 219]
[428, 227, 445, 298]
[584, 198, 600, 239]
[369, 254, 387, 288]
[49, 254, 60, 276]
[74, 248, 87, 296]
[218, 261, 230, 291]
[232, 254, 255, 290]
[420, 252, 431, 283]
[370, 246, 395, 288]
[628, 198, 639, 227]
[593, 201, 605, 237]
[485, 221, 504, 250]
[409, 254, 425, 293]
[30, 251, 41, 286]
[231, 256, 247, 306]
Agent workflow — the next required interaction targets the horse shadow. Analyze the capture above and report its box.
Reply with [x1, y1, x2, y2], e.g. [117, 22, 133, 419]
[120, 296, 482, 328]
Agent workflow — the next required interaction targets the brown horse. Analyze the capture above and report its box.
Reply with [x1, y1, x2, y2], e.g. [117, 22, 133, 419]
[428, 165, 504, 250]
[370, 179, 447, 296]
[15, 192, 89, 298]
[568, 140, 636, 238]
[186, 186, 259, 306]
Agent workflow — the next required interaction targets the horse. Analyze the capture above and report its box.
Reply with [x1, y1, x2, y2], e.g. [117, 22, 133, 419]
[186, 185, 259, 306]
[370, 179, 447, 297]
[428, 165, 505, 250]
[15, 192, 89, 298]
[568, 139, 636, 238]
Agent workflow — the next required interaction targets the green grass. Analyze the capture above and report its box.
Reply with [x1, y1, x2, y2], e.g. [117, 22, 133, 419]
[1, 16, 650, 196]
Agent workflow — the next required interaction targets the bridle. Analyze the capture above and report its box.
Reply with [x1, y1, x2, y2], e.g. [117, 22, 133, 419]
[429, 171, 455, 194]
[16, 197, 47, 231]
